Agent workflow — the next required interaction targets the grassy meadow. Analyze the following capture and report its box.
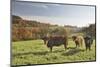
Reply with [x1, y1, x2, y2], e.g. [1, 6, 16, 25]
[11, 2, 96, 66]
[12, 39, 96, 66]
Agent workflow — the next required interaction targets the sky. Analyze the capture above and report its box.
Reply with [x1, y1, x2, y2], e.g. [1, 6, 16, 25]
[12, 0, 95, 27]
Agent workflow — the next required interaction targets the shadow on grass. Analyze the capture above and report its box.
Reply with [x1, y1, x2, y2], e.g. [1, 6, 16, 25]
[67, 47, 77, 49]
[13, 51, 49, 57]
[52, 49, 65, 53]
[62, 48, 85, 56]
[13, 47, 85, 57]
[47, 47, 77, 53]
[13, 49, 64, 57]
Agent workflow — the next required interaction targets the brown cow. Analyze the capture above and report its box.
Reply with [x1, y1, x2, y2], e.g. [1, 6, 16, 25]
[72, 35, 84, 48]
[47, 36, 68, 52]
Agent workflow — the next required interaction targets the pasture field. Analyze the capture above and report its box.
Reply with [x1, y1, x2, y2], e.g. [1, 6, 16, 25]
[12, 39, 96, 66]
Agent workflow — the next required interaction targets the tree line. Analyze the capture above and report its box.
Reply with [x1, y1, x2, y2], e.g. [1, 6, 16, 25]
[12, 15, 96, 41]
[12, 15, 68, 41]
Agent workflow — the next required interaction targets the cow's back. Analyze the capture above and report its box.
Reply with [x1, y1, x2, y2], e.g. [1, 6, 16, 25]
[47, 36, 67, 47]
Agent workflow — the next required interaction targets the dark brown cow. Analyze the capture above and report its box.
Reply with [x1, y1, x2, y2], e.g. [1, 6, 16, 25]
[84, 35, 93, 50]
[72, 35, 84, 48]
[41, 36, 49, 44]
[47, 36, 68, 52]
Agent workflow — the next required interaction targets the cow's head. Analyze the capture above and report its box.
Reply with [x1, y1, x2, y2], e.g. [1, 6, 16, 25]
[72, 36, 77, 41]
[41, 36, 49, 44]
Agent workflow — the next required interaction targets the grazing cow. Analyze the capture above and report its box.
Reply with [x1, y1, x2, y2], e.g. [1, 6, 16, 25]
[72, 35, 84, 48]
[47, 36, 68, 52]
[41, 36, 49, 44]
[84, 35, 93, 50]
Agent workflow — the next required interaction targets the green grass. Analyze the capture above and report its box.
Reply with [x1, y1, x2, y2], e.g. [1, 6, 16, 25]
[12, 39, 96, 66]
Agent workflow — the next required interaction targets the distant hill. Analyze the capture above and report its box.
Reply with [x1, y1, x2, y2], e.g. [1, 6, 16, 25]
[12, 15, 51, 27]
[12, 15, 95, 41]
[12, 15, 22, 20]
[12, 15, 62, 41]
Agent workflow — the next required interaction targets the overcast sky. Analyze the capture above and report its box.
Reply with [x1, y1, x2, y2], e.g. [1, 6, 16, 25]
[12, 0, 95, 27]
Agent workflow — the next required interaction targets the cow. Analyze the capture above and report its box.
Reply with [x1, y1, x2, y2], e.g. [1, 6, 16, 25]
[41, 36, 49, 44]
[72, 35, 84, 48]
[47, 36, 68, 52]
[84, 35, 93, 50]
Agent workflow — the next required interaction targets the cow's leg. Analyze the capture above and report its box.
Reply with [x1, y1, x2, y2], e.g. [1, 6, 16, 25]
[44, 40, 46, 44]
[75, 41, 79, 48]
[50, 47, 53, 52]
[76, 43, 79, 47]
[77, 44, 80, 48]
[76, 43, 78, 48]
[64, 44, 67, 50]
[78, 41, 80, 47]
[76, 44, 77, 48]
[86, 45, 88, 51]
[89, 45, 91, 51]
[86, 47, 87, 51]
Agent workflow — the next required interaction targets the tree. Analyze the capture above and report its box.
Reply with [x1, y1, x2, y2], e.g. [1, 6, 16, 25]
[82, 24, 96, 38]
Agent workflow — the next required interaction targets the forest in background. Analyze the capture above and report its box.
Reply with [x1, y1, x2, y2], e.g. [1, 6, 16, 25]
[12, 15, 96, 41]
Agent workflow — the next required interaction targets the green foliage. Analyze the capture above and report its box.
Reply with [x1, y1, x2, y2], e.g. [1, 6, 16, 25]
[48, 26, 67, 37]
[12, 39, 96, 66]
[12, 15, 68, 41]
[12, 15, 50, 41]
[81, 24, 96, 38]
